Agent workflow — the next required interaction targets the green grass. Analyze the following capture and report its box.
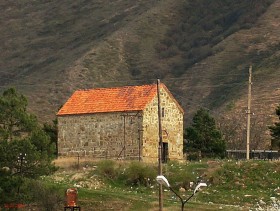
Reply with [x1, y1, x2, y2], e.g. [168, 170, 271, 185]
[201, 161, 280, 207]
[36, 160, 280, 210]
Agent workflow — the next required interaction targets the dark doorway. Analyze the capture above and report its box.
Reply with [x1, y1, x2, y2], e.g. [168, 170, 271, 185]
[162, 142, 168, 163]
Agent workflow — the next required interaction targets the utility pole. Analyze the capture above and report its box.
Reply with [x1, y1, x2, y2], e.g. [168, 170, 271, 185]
[157, 79, 163, 211]
[246, 65, 252, 160]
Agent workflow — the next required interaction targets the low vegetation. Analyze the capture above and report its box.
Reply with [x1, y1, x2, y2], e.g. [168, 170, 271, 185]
[156, 0, 275, 77]
[184, 108, 226, 158]
[203, 161, 280, 205]
[21, 159, 280, 210]
[269, 105, 280, 149]
[0, 88, 57, 208]
[1, 89, 279, 210]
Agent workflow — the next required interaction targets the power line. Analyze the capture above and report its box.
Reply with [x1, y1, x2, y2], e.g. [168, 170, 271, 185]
[1, 65, 277, 89]
[0, 65, 277, 89]
[0, 72, 252, 89]
[0, 71, 250, 84]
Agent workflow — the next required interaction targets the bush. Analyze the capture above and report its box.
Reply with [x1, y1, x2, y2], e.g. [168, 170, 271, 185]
[159, 45, 179, 59]
[94, 160, 157, 187]
[170, 63, 185, 77]
[96, 160, 117, 179]
[130, 67, 141, 76]
[124, 162, 157, 187]
[29, 180, 64, 211]
[187, 152, 200, 161]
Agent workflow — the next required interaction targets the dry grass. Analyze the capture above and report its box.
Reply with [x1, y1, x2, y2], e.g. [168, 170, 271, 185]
[53, 157, 97, 169]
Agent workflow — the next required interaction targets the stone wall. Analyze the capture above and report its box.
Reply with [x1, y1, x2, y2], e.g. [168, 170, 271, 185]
[142, 87, 184, 162]
[58, 112, 142, 159]
[58, 87, 184, 162]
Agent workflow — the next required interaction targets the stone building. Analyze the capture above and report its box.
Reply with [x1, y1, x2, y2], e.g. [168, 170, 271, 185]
[57, 83, 184, 162]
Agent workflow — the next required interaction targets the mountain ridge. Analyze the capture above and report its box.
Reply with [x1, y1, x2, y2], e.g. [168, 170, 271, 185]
[0, 0, 279, 148]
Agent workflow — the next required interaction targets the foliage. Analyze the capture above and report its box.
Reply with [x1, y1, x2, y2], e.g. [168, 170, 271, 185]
[39, 160, 280, 210]
[94, 160, 157, 187]
[0, 88, 57, 206]
[0, 139, 57, 205]
[162, 161, 204, 190]
[30, 128, 56, 159]
[29, 180, 64, 211]
[96, 160, 117, 179]
[186, 151, 200, 161]
[217, 113, 269, 150]
[43, 118, 58, 156]
[184, 108, 226, 158]
[0, 170, 25, 204]
[0, 88, 37, 141]
[124, 161, 157, 187]
[269, 104, 280, 149]
[203, 161, 280, 205]
[156, 0, 274, 76]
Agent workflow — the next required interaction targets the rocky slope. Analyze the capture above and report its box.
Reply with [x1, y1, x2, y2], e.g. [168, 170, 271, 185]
[0, 0, 279, 148]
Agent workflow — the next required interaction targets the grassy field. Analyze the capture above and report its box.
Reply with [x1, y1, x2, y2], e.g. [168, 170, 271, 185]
[34, 158, 280, 210]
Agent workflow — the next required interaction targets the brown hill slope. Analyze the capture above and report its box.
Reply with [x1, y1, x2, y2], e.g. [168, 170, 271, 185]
[0, 0, 161, 118]
[0, 0, 279, 148]
[172, 0, 280, 148]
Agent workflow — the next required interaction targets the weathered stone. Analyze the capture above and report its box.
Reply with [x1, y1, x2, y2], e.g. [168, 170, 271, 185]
[58, 87, 184, 162]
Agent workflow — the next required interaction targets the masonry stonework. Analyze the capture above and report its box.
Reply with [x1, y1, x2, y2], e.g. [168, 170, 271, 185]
[57, 85, 184, 162]
[141, 88, 183, 162]
[58, 112, 142, 159]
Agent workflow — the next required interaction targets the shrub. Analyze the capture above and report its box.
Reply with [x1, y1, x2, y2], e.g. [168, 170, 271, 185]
[163, 162, 199, 190]
[170, 63, 185, 77]
[93, 161, 157, 187]
[29, 180, 64, 211]
[124, 162, 157, 187]
[96, 160, 117, 179]
[187, 152, 200, 161]
[130, 67, 141, 76]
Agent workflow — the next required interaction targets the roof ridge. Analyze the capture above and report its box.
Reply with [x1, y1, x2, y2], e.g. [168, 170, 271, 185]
[76, 83, 157, 92]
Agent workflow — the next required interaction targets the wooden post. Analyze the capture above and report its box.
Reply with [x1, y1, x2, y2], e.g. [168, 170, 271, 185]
[77, 153, 80, 169]
[246, 65, 252, 160]
[157, 79, 163, 211]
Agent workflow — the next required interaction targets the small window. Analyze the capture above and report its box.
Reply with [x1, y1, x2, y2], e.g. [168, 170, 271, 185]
[162, 107, 165, 118]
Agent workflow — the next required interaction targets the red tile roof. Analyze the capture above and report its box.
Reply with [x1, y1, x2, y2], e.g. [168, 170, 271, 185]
[57, 83, 183, 116]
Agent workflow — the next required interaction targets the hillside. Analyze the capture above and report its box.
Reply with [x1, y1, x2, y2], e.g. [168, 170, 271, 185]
[0, 0, 280, 149]
[0, 0, 161, 117]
